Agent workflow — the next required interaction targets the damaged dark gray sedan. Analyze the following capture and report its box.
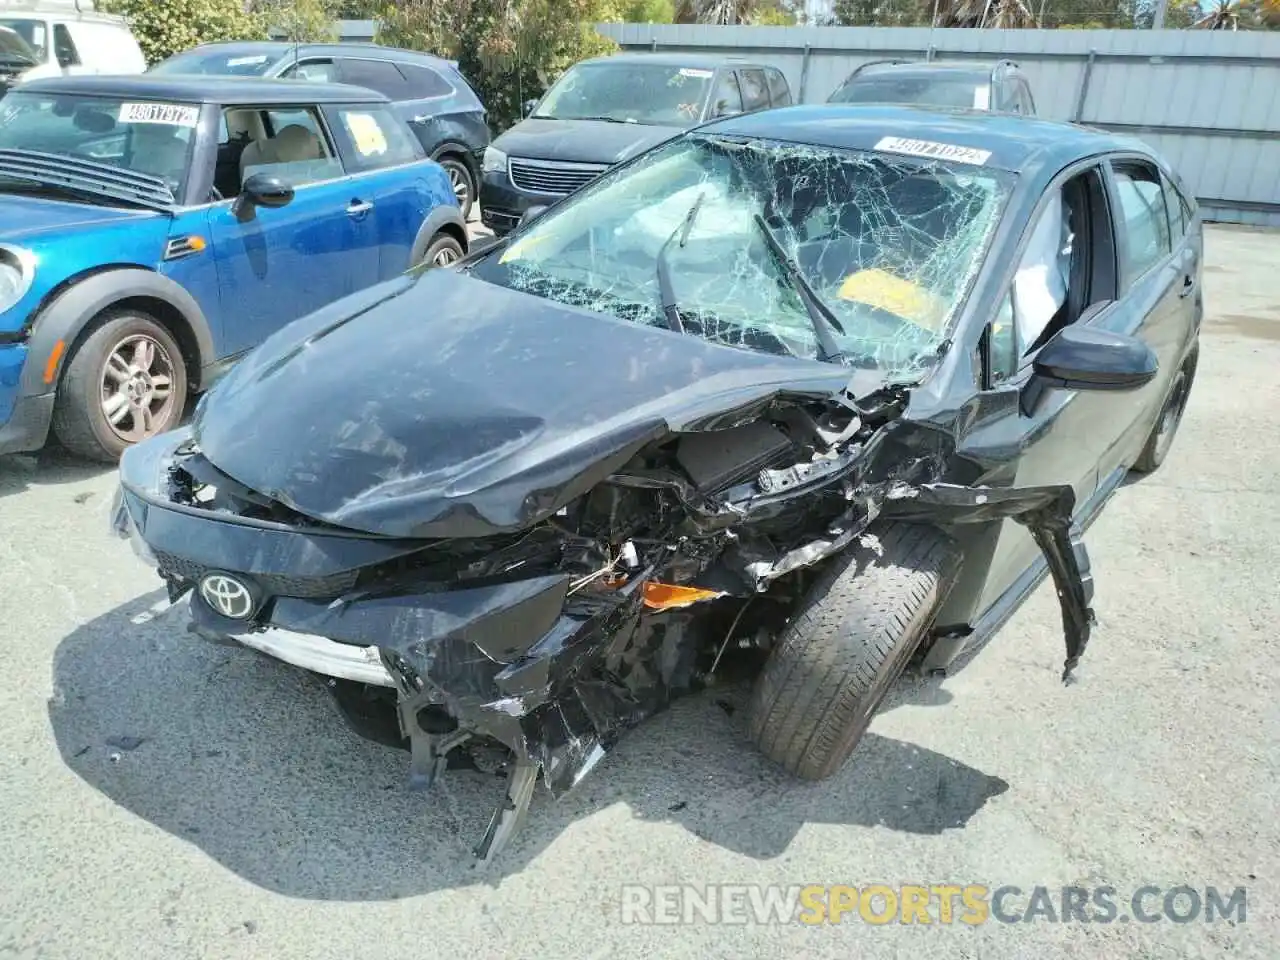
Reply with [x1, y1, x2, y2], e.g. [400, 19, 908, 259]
[112, 105, 1203, 860]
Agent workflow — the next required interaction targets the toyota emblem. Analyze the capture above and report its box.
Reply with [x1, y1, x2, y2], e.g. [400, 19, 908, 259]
[199, 573, 254, 620]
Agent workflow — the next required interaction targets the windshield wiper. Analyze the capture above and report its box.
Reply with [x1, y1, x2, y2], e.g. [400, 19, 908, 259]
[655, 192, 705, 334]
[556, 115, 636, 124]
[751, 213, 846, 364]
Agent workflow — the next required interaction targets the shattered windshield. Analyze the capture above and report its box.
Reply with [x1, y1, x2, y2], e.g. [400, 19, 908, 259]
[469, 134, 1010, 381]
[533, 62, 714, 126]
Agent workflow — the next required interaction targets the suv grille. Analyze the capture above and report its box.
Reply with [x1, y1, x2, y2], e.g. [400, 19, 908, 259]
[154, 551, 359, 600]
[509, 157, 609, 196]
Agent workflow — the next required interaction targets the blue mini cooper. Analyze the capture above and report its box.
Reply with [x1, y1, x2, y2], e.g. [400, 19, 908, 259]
[0, 75, 467, 461]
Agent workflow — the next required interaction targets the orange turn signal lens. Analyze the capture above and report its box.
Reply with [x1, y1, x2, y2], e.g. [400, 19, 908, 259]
[42, 339, 65, 385]
[187, 235, 207, 252]
[641, 582, 724, 611]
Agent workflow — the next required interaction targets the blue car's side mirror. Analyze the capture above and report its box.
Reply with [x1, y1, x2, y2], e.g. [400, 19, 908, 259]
[234, 173, 294, 221]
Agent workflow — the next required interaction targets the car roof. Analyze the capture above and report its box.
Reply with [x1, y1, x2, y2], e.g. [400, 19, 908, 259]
[577, 52, 772, 70]
[855, 60, 1014, 81]
[701, 104, 1147, 174]
[170, 40, 458, 70]
[17, 74, 391, 105]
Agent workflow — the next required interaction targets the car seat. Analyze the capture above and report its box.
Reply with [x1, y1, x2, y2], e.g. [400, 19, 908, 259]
[239, 124, 325, 181]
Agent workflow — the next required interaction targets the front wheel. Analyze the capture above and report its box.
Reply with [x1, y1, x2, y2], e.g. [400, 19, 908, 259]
[747, 522, 958, 781]
[51, 310, 187, 463]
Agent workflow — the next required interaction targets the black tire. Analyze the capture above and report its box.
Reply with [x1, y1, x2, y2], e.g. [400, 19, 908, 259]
[437, 155, 475, 221]
[419, 233, 464, 269]
[746, 522, 958, 781]
[51, 310, 188, 463]
[1131, 351, 1196, 475]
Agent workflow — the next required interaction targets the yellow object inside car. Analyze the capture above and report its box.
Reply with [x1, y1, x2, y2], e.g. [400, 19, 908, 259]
[836, 268, 949, 332]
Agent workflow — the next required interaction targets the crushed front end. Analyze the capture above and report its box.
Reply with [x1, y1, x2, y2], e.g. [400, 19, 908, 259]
[113, 382, 1096, 859]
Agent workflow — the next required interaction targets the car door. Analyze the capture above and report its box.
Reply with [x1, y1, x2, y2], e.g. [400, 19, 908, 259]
[323, 102, 437, 276]
[207, 103, 380, 358]
[1085, 157, 1192, 485]
[942, 160, 1134, 621]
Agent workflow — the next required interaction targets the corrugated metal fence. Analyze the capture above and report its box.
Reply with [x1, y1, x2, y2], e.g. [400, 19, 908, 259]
[597, 24, 1280, 227]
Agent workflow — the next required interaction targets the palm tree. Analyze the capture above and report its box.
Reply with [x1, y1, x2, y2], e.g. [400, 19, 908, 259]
[932, 0, 1037, 26]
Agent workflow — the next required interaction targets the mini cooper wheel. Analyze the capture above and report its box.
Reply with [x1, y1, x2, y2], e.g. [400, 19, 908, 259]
[52, 310, 187, 463]
[420, 232, 464, 268]
[746, 522, 958, 781]
[438, 156, 475, 221]
[1132, 353, 1196, 475]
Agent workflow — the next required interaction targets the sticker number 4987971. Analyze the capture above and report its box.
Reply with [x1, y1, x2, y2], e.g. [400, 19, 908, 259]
[874, 136, 992, 166]
[118, 102, 201, 127]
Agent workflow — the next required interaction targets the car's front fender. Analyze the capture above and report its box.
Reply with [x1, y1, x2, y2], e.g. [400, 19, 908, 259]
[21, 267, 216, 397]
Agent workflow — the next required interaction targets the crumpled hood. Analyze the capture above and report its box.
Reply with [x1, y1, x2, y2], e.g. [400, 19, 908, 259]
[492, 118, 684, 165]
[193, 269, 850, 539]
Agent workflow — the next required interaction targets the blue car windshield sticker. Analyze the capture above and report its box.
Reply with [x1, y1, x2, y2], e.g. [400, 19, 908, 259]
[118, 102, 200, 127]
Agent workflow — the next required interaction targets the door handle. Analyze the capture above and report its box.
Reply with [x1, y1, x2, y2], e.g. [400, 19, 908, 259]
[1178, 275, 1196, 298]
[347, 200, 374, 216]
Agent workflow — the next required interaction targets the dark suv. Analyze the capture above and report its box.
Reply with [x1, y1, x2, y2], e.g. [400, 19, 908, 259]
[151, 42, 490, 217]
[829, 59, 1036, 116]
[480, 53, 792, 235]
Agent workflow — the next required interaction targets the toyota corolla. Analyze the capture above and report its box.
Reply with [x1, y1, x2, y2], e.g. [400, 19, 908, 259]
[112, 105, 1202, 860]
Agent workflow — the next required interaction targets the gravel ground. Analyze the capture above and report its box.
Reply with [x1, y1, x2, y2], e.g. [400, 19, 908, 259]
[0, 224, 1276, 960]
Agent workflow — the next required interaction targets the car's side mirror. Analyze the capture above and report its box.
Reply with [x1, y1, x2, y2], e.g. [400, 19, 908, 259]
[1019, 324, 1156, 416]
[522, 98, 538, 118]
[711, 99, 742, 119]
[1032, 324, 1157, 389]
[56, 48, 77, 68]
[233, 173, 294, 221]
[519, 204, 548, 227]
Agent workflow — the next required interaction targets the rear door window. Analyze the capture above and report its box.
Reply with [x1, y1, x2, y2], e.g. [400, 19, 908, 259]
[1111, 160, 1173, 285]
[708, 70, 743, 118]
[336, 58, 413, 99]
[399, 63, 454, 99]
[1161, 173, 1189, 240]
[765, 68, 791, 106]
[737, 69, 770, 111]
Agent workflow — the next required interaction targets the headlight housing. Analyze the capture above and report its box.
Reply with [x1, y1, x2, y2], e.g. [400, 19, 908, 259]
[482, 146, 508, 175]
[0, 245, 34, 317]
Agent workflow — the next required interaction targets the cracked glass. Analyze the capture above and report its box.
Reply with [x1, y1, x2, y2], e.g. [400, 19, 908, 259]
[470, 134, 1011, 382]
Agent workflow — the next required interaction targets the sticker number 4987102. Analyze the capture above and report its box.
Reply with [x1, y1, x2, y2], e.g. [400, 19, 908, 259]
[118, 102, 200, 127]
[874, 136, 992, 166]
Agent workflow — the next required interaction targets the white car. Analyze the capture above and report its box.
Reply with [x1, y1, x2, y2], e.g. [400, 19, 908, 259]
[0, 0, 144, 91]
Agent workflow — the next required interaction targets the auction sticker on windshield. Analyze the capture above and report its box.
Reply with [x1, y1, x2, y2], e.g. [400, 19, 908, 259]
[118, 103, 200, 127]
[874, 136, 991, 166]
[679, 68, 714, 78]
